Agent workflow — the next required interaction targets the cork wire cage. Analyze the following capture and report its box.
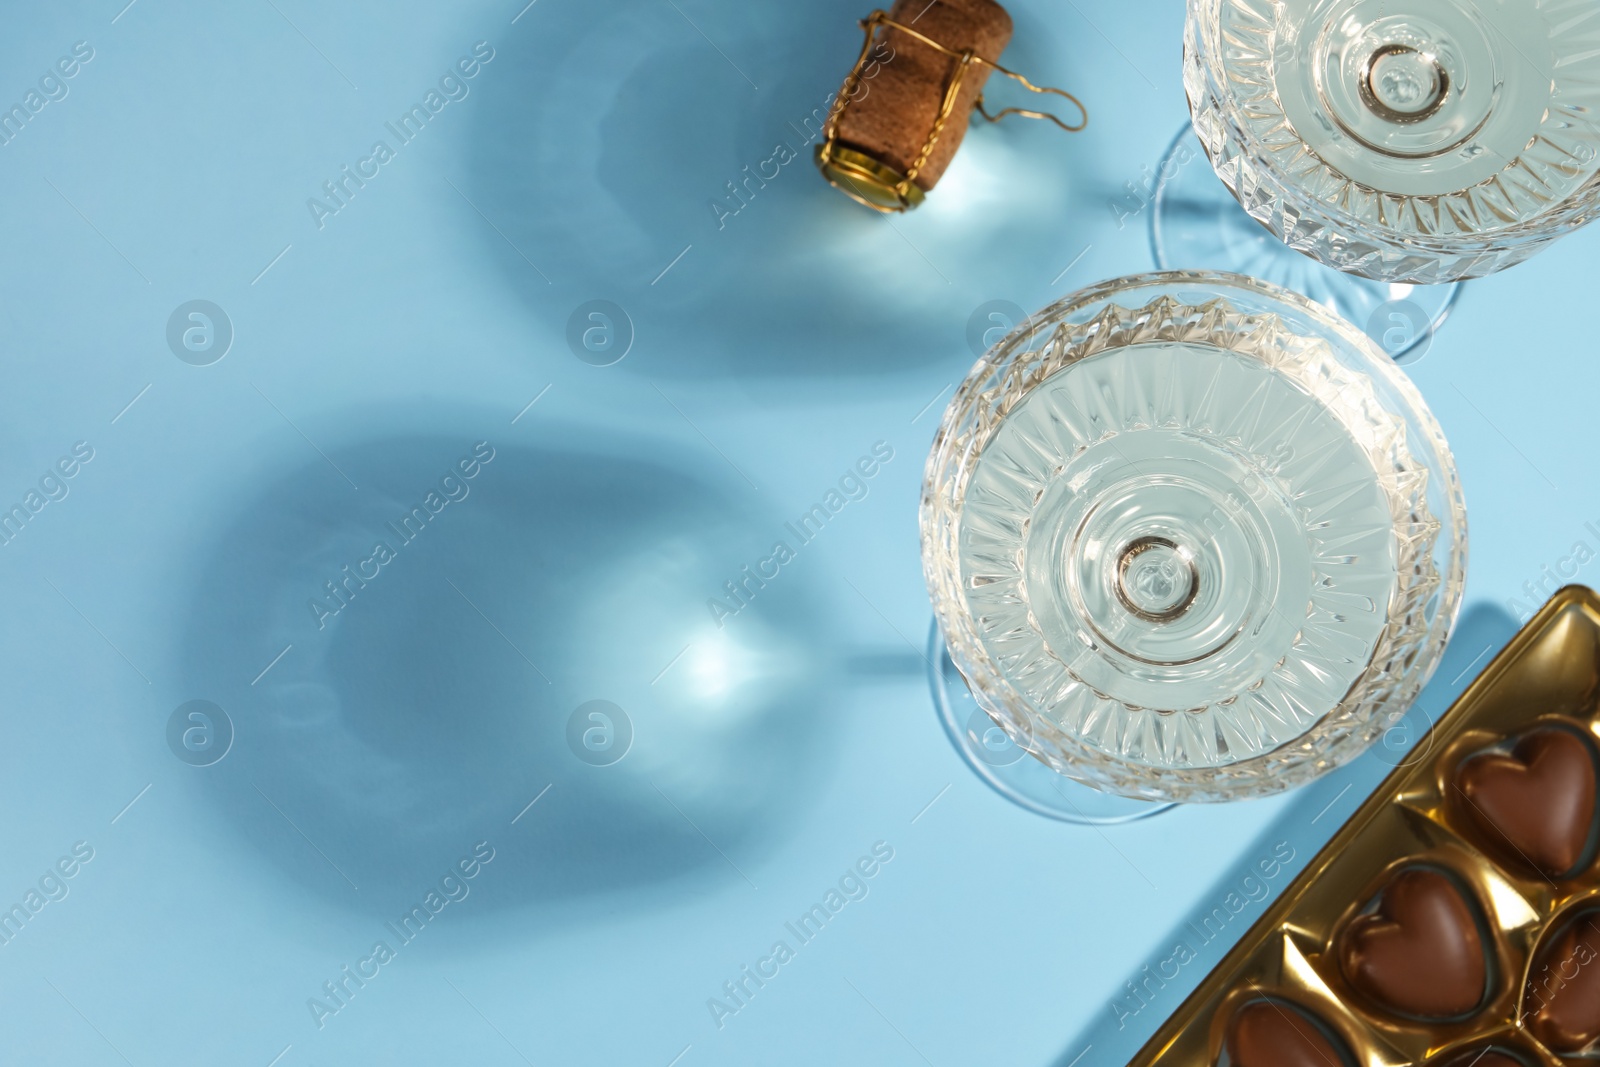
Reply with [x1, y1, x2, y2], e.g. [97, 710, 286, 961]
[815, 5, 1087, 213]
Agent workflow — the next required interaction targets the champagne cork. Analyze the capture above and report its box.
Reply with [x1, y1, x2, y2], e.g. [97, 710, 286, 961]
[820, 0, 1015, 208]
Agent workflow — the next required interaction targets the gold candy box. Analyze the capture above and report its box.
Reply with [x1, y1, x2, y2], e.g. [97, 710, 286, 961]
[1131, 586, 1600, 1067]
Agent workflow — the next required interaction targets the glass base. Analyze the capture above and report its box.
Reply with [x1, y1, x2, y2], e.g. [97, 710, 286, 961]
[928, 620, 1175, 825]
[1151, 123, 1461, 364]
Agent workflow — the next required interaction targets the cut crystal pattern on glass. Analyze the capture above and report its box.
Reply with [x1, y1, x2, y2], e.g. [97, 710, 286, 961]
[921, 273, 1467, 803]
[1185, 0, 1600, 283]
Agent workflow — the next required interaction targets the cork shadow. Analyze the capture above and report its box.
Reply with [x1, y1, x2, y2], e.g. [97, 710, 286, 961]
[459, 0, 1097, 383]
[177, 413, 837, 923]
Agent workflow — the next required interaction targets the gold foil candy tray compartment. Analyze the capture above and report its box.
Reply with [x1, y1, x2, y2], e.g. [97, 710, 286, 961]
[1203, 981, 1395, 1067]
[1129, 587, 1600, 1067]
[1311, 849, 1533, 1051]
[1516, 893, 1600, 1061]
[1429, 718, 1600, 891]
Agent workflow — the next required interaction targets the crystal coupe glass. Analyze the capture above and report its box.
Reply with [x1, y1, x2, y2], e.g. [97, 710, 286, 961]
[1179, 0, 1600, 284]
[922, 272, 1467, 804]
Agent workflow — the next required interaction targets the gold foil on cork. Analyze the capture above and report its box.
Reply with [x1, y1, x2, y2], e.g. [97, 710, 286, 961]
[1131, 586, 1600, 1067]
[815, 4, 1086, 213]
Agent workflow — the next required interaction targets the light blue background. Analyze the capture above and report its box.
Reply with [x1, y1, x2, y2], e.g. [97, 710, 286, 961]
[0, 0, 1590, 1064]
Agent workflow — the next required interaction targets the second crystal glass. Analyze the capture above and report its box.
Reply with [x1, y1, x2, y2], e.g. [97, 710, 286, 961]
[1183, 0, 1600, 283]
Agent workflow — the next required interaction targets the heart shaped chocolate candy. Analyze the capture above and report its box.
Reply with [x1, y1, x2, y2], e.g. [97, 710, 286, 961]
[1456, 725, 1599, 879]
[1222, 998, 1352, 1067]
[1336, 866, 1489, 1020]
[1527, 910, 1600, 1054]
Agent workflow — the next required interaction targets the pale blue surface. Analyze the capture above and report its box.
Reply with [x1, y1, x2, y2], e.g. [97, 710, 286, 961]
[0, 1, 1593, 1065]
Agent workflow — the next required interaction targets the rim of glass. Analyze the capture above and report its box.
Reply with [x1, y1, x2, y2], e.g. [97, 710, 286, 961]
[1146, 121, 1465, 364]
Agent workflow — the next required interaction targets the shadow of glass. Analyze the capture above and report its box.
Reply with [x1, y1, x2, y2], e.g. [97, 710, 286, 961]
[178, 419, 836, 922]
[458, 0, 1085, 383]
